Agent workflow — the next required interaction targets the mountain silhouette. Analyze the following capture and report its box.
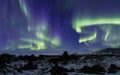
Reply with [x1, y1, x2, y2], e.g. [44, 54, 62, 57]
[94, 48, 120, 54]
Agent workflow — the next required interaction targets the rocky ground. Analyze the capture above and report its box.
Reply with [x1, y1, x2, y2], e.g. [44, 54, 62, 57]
[0, 52, 120, 75]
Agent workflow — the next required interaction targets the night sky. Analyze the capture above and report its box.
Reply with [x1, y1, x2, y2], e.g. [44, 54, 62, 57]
[1, 0, 120, 55]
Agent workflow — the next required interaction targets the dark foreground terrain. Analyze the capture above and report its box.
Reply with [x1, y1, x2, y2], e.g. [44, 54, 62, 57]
[0, 51, 120, 75]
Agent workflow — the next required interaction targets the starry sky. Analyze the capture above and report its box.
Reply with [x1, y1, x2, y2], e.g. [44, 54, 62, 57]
[1, 0, 120, 55]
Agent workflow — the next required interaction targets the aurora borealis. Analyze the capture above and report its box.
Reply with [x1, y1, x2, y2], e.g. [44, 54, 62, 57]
[1, 0, 120, 55]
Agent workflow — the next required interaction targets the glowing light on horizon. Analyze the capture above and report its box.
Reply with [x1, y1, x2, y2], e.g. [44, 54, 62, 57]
[73, 17, 120, 48]
[73, 17, 120, 33]
[21, 38, 46, 50]
[79, 31, 97, 43]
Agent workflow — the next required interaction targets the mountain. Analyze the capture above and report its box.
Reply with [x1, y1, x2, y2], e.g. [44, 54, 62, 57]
[94, 48, 120, 55]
